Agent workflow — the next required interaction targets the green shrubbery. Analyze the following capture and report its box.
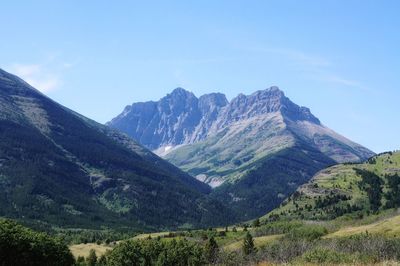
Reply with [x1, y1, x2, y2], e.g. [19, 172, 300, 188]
[253, 220, 303, 236]
[105, 238, 205, 266]
[301, 248, 356, 264]
[286, 224, 328, 241]
[0, 219, 74, 266]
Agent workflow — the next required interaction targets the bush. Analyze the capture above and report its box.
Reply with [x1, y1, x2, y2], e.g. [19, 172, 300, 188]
[253, 220, 303, 237]
[0, 219, 74, 266]
[334, 234, 400, 261]
[302, 248, 355, 264]
[257, 238, 313, 263]
[286, 225, 328, 241]
[106, 238, 205, 266]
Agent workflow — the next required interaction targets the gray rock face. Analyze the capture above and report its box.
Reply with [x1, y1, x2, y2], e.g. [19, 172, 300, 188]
[108, 88, 228, 150]
[108, 86, 374, 164]
[212, 87, 320, 131]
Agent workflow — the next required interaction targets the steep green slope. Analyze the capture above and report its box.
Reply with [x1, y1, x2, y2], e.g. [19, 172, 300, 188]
[264, 151, 400, 221]
[210, 142, 335, 220]
[165, 113, 293, 187]
[0, 68, 234, 230]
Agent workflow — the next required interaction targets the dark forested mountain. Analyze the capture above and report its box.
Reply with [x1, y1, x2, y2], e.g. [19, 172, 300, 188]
[109, 87, 374, 220]
[0, 69, 234, 230]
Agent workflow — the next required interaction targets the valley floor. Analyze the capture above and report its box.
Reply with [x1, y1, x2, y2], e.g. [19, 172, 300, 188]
[69, 209, 400, 265]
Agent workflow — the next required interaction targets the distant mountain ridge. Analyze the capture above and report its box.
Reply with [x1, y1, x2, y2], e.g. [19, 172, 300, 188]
[109, 87, 374, 220]
[109, 86, 373, 165]
[0, 69, 234, 229]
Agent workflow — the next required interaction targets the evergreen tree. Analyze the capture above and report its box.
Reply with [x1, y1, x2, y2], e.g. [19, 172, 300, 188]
[385, 174, 400, 208]
[86, 249, 97, 266]
[252, 218, 260, 227]
[76, 256, 86, 266]
[205, 236, 219, 263]
[97, 255, 107, 266]
[242, 232, 256, 255]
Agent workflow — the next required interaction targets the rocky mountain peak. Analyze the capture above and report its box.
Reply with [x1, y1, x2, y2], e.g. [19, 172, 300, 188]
[167, 87, 195, 99]
[218, 86, 319, 126]
[198, 93, 228, 110]
[109, 86, 324, 150]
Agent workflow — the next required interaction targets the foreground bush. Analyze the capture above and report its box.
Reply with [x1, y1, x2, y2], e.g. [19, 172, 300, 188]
[0, 219, 74, 266]
[301, 248, 356, 264]
[254, 233, 400, 265]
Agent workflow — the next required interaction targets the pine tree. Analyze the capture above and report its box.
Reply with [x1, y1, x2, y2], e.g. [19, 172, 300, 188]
[97, 255, 107, 266]
[252, 218, 260, 227]
[242, 232, 256, 255]
[86, 249, 97, 266]
[205, 236, 219, 263]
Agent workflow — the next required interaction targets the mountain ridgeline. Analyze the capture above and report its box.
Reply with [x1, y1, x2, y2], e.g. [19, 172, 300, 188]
[0, 68, 234, 230]
[109, 87, 374, 219]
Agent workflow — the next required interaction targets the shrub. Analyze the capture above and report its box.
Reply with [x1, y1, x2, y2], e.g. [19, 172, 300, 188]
[0, 219, 74, 266]
[286, 225, 328, 241]
[257, 238, 313, 263]
[302, 248, 355, 264]
[253, 220, 303, 237]
[106, 238, 205, 266]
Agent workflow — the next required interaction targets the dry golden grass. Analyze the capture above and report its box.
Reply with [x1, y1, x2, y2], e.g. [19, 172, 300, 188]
[69, 243, 113, 258]
[325, 214, 400, 238]
[133, 231, 170, 240]
[223, 234, 282, 251]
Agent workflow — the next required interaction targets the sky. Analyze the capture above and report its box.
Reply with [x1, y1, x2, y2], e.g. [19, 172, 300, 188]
[0, 0, 399, 153]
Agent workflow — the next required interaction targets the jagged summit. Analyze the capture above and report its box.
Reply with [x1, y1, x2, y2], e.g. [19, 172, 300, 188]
[167, 87, 196, 100]
[108, 86, 325, 150]
[226, 87, 320, 125]
[170, 87, 191, 94]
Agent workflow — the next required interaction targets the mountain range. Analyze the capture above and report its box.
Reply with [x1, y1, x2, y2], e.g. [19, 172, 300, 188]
[109, 87, 374, 219]
[0, 67, 377, 228]
[0, 68, 234, 230]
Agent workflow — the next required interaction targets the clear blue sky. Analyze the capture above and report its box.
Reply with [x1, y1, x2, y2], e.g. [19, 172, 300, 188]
[0, 1, 398, 153]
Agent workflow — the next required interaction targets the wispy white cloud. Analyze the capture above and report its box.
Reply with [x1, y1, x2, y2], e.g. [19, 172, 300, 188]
[282, 51, 370, 92]
[10, 63, 61, 93]
[7, 53, 79, 93]
[317, 73, 370, 92]
[245, 45, 369, 93]
[263, 48, 332, 68]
